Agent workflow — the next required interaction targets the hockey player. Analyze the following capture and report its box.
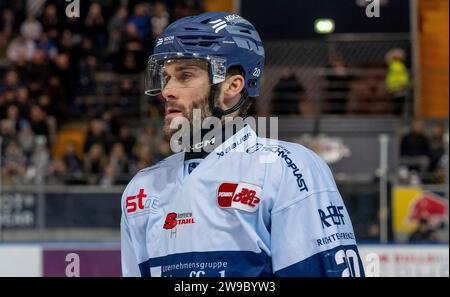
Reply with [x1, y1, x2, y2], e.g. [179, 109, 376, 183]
[121, 12, 365, 277]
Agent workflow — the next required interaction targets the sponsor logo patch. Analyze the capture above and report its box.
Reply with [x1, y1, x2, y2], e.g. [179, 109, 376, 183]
[217, 182, 262, 212]
[125, 189, 159, 216]
[318, 204, 345, 228]
[163, 212, 196, 230]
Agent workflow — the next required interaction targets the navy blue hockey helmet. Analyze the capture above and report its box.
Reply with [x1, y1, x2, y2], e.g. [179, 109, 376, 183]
[145, 12, 265, 100]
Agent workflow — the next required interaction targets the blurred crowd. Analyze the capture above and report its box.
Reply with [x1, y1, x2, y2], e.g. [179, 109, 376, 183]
[0, 0, 203, 186]
[51, 117, 172, 186]
[399, 119, 447, 185]
[270, 48, 411, 117]
[0, 1, 446, 189]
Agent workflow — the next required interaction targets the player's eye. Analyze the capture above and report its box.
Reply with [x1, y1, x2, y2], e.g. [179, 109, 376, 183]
[178, 71, 194, 82]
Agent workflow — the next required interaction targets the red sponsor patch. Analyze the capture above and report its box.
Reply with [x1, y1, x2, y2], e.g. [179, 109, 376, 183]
[163, 212, 196, 229]
[125, 189, 159, 216]
[217, 183, 238, 207]
[125, 188, 147, 213]
[217, 182, 262, 212]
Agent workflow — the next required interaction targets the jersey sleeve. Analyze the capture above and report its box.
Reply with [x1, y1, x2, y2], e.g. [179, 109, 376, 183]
[121, 212, 141, 277]
[270, 145, 365, 277]
[120, 179, 143, 277]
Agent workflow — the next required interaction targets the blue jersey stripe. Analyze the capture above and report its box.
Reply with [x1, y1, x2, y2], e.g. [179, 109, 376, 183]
[275, 244, 365, 277]
[139, 250, 272, 277]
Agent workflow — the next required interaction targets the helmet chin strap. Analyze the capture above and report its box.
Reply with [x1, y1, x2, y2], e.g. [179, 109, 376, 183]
[208, 84, 249, 119]
[184, 84, 249, 161]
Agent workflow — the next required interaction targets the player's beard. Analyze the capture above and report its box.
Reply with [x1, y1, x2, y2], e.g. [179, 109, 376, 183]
[163, 92, 211, 144]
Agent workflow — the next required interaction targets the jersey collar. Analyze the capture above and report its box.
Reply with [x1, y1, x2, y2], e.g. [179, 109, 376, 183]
[184, 122, 257, 161]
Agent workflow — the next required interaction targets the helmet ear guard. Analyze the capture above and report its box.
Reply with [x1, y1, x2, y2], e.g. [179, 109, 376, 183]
[207, 64, 254, 118]
[208, 84, 250, 118]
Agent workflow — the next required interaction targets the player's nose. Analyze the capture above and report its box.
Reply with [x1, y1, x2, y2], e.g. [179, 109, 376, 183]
[162, 80, 178, 101]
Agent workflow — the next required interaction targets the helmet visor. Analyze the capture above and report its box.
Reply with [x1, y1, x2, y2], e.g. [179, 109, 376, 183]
[144, 52, 227, 96]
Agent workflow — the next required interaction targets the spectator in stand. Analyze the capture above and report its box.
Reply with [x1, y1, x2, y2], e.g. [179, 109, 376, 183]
[3, 69, 21, 91]
[130, 142, 153, 174]
[28, 79, 44, 101]
[270, 69, 305, 115]
[109, 6, 128, 32]
[5, 104, 21, 132]
[1, 90, 16, 111]
[408, 217, 438, 242]
[0, 118, 16, 150]
[172, 0, 204, 21]
[100, 163, 117, 187]
[128, 3, 151, 40]
[78, 37, 98, 95]
[0, 112, 17, 141]
[134, 122, 160, 156]
[47, 158, 69, 185]
[84, 2, 108, 49]
[109, 142, 129, 175]
[400, 119, 431, 173]
[62, 140, 83, 175]
[84, 118, 113, 154]
[106, 6, 128, 68]
[347, 64, 391, 115]
[38, 94, 57, 120]
[27, 48, 50, 87]
[401, 120, 431, 157]
[117, 124, 136, 156]
[20, 15, 43, 41]
[101, 109, 121, 136]
[35, 31, 58, 60]
[51, 52, 77, 110]
[1, 139, 27, 185]
[29, 104, 50, 140]
[429, 122, 446, 172]
[43, 75, 65, 122]
[15, 86, 31, 119]
[64, 11, 84, 36]
[83, 142, 109, 185]
[0, 32, 8, 59]
[323, 55, 353, 114]
[119, 76, 140, 98]
[366, 222, 380, 241]
[385, 48, 410, 117]
[39, 3, 61, 40]
[17, 120, 35, 157]
[13, 49, 30, 79]
[151, 2, 170, 38]
[28, 135, 51, 183]
[117, 22, 145, 73]
[78, 36, 97, 65]
[58, 29, 76, 54]
[0, 8, 15, 40]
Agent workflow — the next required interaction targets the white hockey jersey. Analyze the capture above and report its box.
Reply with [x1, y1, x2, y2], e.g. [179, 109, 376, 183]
[121, 125, 365, 277]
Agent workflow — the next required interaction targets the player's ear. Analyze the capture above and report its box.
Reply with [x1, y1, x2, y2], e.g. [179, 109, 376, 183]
[222, 74, 245, 102]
